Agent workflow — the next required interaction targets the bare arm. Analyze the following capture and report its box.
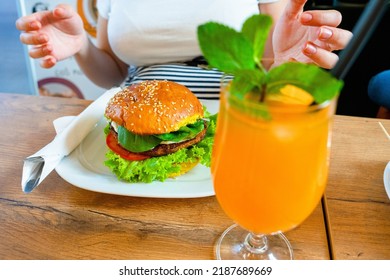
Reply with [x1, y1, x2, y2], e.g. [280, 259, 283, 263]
[258, 0, 289, 68]
[74, 16, 129, 88]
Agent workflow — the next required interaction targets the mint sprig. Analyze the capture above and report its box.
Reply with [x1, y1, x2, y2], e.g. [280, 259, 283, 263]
[197, 22, 256, 74]
[197, 14, 343, 104]
[267, 63, 342, 104]
[241, 14, 272, 69]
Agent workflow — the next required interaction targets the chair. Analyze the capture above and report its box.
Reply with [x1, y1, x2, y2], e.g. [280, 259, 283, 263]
[377, 107, 390, 119]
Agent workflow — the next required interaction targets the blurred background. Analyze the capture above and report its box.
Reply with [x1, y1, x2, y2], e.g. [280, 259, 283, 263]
[0, 1, 30, 94]
[0, 0, 389, 117]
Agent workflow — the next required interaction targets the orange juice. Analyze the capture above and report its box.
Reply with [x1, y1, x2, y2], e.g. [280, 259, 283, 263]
[212, 88, 337, 234]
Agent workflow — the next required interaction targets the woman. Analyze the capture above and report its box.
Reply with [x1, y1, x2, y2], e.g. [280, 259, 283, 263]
[15, 0, 352, 98]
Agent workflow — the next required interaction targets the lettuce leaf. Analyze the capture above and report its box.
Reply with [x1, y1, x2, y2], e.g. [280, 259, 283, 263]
[104, 112, 217, 183]
[155, 119, 204, 142]
[117, 118, 206, 152]
[118, 125, 161, 152]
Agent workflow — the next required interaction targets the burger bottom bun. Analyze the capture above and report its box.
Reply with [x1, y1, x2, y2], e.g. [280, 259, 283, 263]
[168, 160, 200, 179]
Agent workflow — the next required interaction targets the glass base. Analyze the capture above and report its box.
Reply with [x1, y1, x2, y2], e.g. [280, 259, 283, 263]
[215, 224, 293, 260]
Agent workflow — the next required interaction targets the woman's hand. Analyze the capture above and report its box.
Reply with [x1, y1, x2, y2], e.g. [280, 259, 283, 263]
[272, 0, 353, 69]
[15, 4, 87, 68]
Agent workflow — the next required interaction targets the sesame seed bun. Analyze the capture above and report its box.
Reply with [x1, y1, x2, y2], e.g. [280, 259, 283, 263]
[105, 80, 204, 135]
[168, 160, 200, 178]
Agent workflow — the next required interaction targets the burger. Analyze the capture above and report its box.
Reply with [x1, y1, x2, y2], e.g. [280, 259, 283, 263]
[103, 80, 217, 183]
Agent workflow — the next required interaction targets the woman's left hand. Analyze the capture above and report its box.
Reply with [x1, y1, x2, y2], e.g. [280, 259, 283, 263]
[272, 0, 353, 69]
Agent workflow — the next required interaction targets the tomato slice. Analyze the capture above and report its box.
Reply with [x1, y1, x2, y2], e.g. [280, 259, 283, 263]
[106, 131, 151, 161]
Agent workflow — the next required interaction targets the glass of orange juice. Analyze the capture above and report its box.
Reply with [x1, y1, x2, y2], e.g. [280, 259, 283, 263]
[211, 80, 338, 260]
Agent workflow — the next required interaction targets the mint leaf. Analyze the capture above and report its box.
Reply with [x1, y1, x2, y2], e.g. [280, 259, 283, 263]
[197, 22, 255, 74]
[267, 63, 343, 104]
[230, 69, 265, 98]
[197, 14, 343, 108]
[241, 14, 272, 66]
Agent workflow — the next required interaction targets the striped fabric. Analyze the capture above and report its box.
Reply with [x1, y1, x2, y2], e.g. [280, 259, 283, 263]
[123, 62, 232, 100]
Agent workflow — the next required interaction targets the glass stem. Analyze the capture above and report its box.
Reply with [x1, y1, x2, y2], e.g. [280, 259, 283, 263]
[244, 233, 268, 254]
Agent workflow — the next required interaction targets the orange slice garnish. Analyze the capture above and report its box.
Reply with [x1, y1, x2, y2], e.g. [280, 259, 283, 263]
[265, 85, 314, 106]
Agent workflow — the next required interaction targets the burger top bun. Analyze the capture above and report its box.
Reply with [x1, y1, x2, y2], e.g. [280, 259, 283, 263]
[105, 80, 204, 135]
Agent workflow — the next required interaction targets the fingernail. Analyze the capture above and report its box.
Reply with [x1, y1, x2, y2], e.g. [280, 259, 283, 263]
[30, 21, 39, 29]
[301, 13, 313, 23]
[44, 57, 56, 67]
[319, 27, 333, 40]
[304, 43, 317, 55]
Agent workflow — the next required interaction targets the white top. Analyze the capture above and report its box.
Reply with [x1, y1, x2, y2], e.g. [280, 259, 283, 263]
[97, 0, 278, 66]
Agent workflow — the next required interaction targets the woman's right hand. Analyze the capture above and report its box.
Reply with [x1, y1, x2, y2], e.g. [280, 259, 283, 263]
[15, 4, 87, 68]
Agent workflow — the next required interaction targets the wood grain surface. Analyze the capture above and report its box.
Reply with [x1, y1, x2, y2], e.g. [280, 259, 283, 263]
[8, 93, 388, 260]
[326, 116, 390, 259]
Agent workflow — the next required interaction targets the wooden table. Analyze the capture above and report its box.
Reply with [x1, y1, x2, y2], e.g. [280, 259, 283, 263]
[326, 116, 390, 260]
[0, 93, 388, 260]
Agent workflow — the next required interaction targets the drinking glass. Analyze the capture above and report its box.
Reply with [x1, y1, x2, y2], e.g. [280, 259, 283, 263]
[211, 81, 338, 260]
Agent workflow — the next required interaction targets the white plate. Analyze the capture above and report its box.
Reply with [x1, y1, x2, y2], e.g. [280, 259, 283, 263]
[384, 161, 390, 199]
[55, 99, 219, 198]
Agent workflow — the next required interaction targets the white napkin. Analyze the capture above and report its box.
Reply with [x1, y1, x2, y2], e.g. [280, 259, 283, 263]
[21, 87, 121, 193]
